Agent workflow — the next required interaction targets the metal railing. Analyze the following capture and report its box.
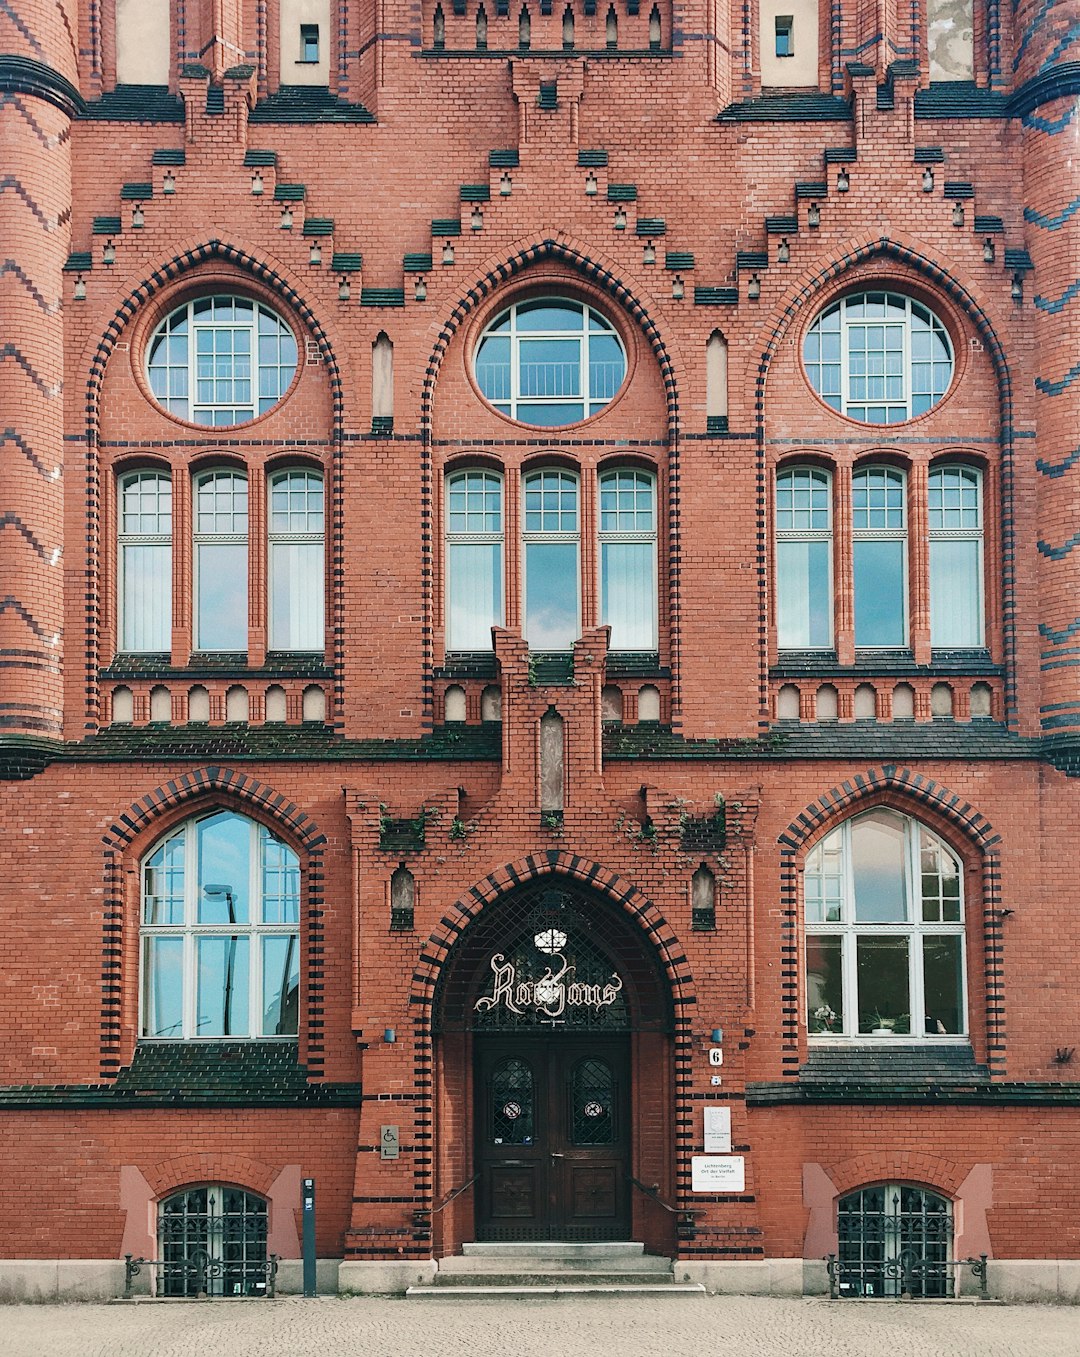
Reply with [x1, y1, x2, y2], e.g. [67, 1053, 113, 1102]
[413, 1172, 480, 1234]
[826, 1251, 988, 1300]
[629, 1176, 703, 1239]
[124, 1251, 279, 1299]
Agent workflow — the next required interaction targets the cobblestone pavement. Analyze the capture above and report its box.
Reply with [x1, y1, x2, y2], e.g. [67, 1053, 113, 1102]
[3, 1296, 1079, 1357]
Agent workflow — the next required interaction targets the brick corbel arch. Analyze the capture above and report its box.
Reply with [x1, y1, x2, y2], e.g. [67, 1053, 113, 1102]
[406, 850, 697, 1232]
[98, 766, 327, 1081]
[750, 233, 1019, 735]
[775, 765, 1005, 1075]
[80, 239, 347, 730]
[417, 235, 683, 729]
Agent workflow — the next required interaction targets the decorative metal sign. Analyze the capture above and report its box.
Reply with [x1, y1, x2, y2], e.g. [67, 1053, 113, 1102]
[474, 949, 623, 1020]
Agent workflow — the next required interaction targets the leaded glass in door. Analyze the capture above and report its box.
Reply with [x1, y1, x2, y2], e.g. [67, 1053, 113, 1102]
[571, 1057, 615, 1145]
[490, 1057, 535, 1145]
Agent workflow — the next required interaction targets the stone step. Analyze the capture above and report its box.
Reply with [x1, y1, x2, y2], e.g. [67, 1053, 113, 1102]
[433, 1269, 674, 1286]
[406, 1282, 707, 1300]
[461, 1241, 646, 1259]
[441, 1251, 669, 1276]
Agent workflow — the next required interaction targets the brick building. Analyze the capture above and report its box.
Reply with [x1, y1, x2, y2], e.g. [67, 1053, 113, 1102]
[0, 0, 1078, 1302]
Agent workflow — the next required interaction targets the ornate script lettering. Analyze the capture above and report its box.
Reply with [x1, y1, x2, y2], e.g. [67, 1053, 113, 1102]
[474, 951, 623, 1018]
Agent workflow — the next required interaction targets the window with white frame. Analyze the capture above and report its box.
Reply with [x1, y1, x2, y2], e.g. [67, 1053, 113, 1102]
[523, 469, 580, 650]
[929, 465, 983, 648]
[118, 470, 172, 653]
[194, 470, 248, 652]
[147, 296, 298, 427]
[776, 466, 832, 648]
[474, 299, 626, 426]
[268, 469, 324, 652]
[599, 469, 657, 650]
[446, 469, 504, 650]
[804, 292, 954, 424]
[805, 809, 966, 1039]
[853, 466, 907, 647]
[141, 810, 301, 1040]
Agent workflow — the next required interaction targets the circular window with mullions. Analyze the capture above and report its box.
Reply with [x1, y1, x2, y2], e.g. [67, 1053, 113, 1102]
[803, 291, 954, 424]
[474, 298, 627, 426]
[146, 295, 299, 427]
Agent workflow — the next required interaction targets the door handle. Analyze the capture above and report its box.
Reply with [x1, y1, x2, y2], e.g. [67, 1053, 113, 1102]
[550, 1152, 565, 1159]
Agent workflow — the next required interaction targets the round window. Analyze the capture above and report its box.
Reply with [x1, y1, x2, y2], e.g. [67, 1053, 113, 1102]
[803, 291, 954, 424]
[146, 295, 299, 427]
[474, 298, 627, 426]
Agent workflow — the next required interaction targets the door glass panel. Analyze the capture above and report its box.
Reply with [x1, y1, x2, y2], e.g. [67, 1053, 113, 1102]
[571, 1058, 615, 1145]
[490, 1057, 534, 1145]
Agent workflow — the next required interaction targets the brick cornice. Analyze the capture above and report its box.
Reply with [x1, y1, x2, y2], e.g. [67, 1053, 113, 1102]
[0, 54, 84, 117]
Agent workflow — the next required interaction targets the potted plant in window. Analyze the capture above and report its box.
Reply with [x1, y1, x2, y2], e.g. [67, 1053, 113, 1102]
[869, 1010, 897, 1036]
[812, 1003, 839, 1033]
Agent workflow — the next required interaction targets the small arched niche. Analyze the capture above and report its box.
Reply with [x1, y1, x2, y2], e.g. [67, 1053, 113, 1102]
[931, 682, 954, 717]
[372, 332, 394, 430]
[638, 685, 661, 722]
[691, 864, 716, 931]
[815, 684, 838, 721]
[853, 684, 877, 720]
[111, 686, 133, 725]
[264, 685, 287, 723]
[302, 685, 326, 722]
[539, 708, 565, 812]
[149, 685, 171, 723]
[390, 864, 416, 932]
[776, 683, 801, 720]
[225, 685, 249, 723]
[444, 685, 467, 722]
[601, 684, 624, 723]
[481, 685, 502, 721]
[892, 682, 915, 720]
[969, 682, 992, 719]
[706, 330, 728, 430]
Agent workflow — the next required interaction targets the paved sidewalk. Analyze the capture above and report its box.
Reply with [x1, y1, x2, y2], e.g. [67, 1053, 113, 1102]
[3, 1295, 1079, 1357]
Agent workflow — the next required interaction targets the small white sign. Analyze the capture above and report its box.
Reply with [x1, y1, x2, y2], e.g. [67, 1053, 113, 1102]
[708, 1047, 723, 1067]
[691, 1155, 745, 1193]
[703, 1105, 732, 1153]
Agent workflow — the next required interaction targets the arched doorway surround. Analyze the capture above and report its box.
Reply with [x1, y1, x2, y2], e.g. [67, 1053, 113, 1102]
[431, 873, 678, 1251]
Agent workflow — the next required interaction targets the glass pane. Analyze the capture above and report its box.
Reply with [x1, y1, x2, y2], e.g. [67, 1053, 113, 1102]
[922, 934, 964, 1034]
[491, 1058, 534, 1144]
[516, 301, 584, 331]
[524, 472, 578, 532]
[270, 541, 324, 651]
[930, 539, 981, 647]
[777, 539, 831, 647]
[854, 539, 905, 646]
[588, 334, 625, 402]
[921, 829, 962, 923]
[262, 935, 300, 1036]
[475, 335, 511, 402]
[601, 541, 656, 650]
[851, 811, 908, 922]
[518, 338, 580, 398]
[599, 471, 654, 532]
[806, 935, 843, 1032]
[196, 812, 251, 924]
[805, 831, 843, 923]
[572, 1058, 615, 1144]
[144, 832, 185, 925]
[515, 401, 586, 426]
[196, 936, 250, 1036]
[261, 830, 300, 924]
[448, 542, 502, 650]
[270, 472, 323, 534]
[122, 543, 171, 651]
[856, 936, 910, 1032]
[525, 541, 578, 649]
[197, 543, 247, 650]
[448, 472, 502, 534]
[142, 936, 184, 1037]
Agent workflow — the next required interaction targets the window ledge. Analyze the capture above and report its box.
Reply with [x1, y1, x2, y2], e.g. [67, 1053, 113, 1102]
[799, 1044, 988, 1085]
[772, 649, 1001, 678]
[103, 654, 332, 680]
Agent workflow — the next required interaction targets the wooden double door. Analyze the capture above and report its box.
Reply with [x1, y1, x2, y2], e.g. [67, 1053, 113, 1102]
[475, 1035, 631, 1241]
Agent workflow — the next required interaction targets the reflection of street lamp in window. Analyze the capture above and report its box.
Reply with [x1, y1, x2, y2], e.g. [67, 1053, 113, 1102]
[203, 884, 237, 1035]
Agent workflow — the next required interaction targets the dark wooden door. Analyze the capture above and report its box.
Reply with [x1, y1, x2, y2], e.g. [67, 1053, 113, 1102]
[475, 1035, 631, 1241]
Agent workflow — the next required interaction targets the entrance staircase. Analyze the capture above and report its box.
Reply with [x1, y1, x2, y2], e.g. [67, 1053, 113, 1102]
[406, 1242, 705, 1298]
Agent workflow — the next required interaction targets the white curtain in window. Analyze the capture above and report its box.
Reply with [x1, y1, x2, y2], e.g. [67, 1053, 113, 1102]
[122, 543, 171, 651]
[271, 541, 324, 650]
[777, 539, 830, 647]
[448, 542, 502, 650]
[601, 541, 655, 650]
[930, 539, 981, 647]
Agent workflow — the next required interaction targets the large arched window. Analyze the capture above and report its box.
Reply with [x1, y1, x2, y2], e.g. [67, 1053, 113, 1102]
[158, 1186, 270, 1297]
[805, 809, 966, 1039]
[141, 810, 301, 1039]
[474, 299, 626, 426]
[147, 296, 298, 427]
[804, 292, 954, 424]
[835, 1184, 953, 1298]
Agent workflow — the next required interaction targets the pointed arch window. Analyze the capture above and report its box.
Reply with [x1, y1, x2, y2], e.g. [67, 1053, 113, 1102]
[141, 810, 301, 1040]
[805, 809, 966, 1039]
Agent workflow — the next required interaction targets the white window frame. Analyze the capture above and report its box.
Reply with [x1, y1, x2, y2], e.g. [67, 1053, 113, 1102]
[852, 465, 908, 648]
[139, 812, 301, 1041]
[598, 467, 658, 651]
[445, 468, 504, 651]
[268, 468, 325, 653]
[146, 296, 298, 427]
[522, 467, 581, 651]
[805, 811, 968, 1043]
[928, 464, 984, 648]
[117, 469, 172, 654]
[193, 469, 248, 653]
[775, 465, 833, 649]
[804, 292, 954, 424]
[474, 299, 627, 426]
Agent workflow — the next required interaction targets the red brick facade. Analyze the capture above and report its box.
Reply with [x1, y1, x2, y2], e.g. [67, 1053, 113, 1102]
[0, 0, 1078, 1299]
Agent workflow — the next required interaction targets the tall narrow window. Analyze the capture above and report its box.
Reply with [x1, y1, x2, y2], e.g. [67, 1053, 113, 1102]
[852, 466, 906, 647]
[774, 14, 793, 54]
[805, 809, 966, 1039]
[776, 467, 832, 648]
[195, 470, 248, 652]
[447, 470, 504, 650]
[141, 810, 301, 1040]
[119, 470, 172, 653]
[929, 465, 983, 648]
[523, 469, 579, 650]
[599, 469, 657, 651]
[300, 23, 320, 61]
[269, 470, 324, 652]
